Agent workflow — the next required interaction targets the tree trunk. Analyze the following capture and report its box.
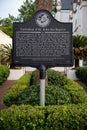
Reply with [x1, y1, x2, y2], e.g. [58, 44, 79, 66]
[35, 0, 52, 86]
[35, 0, 52, 12]
[75, 59, 79, 68]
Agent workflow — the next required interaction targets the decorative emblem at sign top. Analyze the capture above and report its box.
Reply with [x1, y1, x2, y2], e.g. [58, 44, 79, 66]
[35, 11, 51, 27]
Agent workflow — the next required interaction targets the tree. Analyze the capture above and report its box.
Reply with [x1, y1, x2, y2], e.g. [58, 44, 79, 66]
[83, 46, 87, 60]
[18, 0, 35, 22]
[0, 1, 35, 37]
[35, 0, 52, 12]
[0, 0, 56, 38]
[18, 0, 56, 22]
[73, 35, 87, 67]
[0, 15, 19, 37]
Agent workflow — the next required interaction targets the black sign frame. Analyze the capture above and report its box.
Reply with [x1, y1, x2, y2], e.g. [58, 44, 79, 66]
[12, 9, 73, 69]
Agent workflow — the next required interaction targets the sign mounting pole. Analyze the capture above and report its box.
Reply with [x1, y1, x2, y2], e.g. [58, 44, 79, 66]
[39, 65, 46, 106]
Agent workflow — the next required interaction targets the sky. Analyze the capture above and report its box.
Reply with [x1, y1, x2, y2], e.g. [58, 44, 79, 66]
[0, 0, 73, 19]
[0, 0, 26, 19]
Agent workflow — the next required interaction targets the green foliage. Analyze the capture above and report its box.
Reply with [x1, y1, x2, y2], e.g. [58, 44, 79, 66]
[16, 72, 32, 86]
[18, 0, 35, 22]
[17, 85, 40, 106]
[0, 65, 10, 85]
[47, 69, 87, 104]
[76, 66, 87, 83]
[3, 69, 87, 106]
[3, 84, 28, 106]
[52, 0, 57, 14]
[63, 79, 87, 104]
[30, 69, 67, 86]
[0, 104, 87, 130]
[47, 69, 67, 86]
[0, 44, 12, 67]
[3, 83, 71, 106]
[73, 35, 87, 67]
[0, 1, 35, 37]
[13, 84, 71, 106]
[83, 46, 87, 59]
[0, 15, 19, 37]
[3, 73, 32, 106]
[45, 85, 71, 105]
[73, 35, 87, 48]
[30, 70, 39, 85]
[2, 70, 87, 130]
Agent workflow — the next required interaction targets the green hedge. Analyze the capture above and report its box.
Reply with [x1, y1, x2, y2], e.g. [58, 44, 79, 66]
[3, 69, 87, 106]
[30, 69, 67, 86]
[3, 73, 32, 106]
[0, 65, 10, 85]
[47, 69, 68, 86]
[0, 104, 87, 130]
[16, 72, 32, 85]
[63, 79, 87, 104]
[47, 69, 87, 104]
[11, 84, 71, 106]
[3, 84, 29, 106]
[76, 66, 87, 82]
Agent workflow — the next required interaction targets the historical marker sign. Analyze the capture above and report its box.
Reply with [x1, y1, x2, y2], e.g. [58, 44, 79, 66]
[12, 9, 73, 69]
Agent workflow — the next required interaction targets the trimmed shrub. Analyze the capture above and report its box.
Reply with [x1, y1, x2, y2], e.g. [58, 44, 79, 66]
[30, 70, 38, 85]
[13, 85, 71, 106]
[3, 84, 28, 106]
[30, 69, 67, 86]
[3, 73, 31, 106]
[47, 69, 68, 86]
[3, 69, 87, 106]
[0, 104, 87, 130]
[3, 75, 87, 106]
[63, 79, 87, 104]
[16, 85, 40, 106]
[76, 66, 87, 82]
[16, 72, 32, 85]
[45, 85, 71, 105]
[0, 65, 10, 85]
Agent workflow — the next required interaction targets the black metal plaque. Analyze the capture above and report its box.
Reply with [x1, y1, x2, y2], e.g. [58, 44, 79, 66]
[12, 9, 73, 69]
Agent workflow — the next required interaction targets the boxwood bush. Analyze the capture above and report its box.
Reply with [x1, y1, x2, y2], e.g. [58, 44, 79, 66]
[11, 84, 71, 106]
[47, 69, 68, 86]
[16, 72, 32, 86]
[63, 79, 87, 104]
[0, 65, 10, 85]
[0, 104, 87, 130]
[3, 73, 32, 106]
[3, 69, 87, 106]
[76, 66, 87, 82]
[30, 69, 68, 86]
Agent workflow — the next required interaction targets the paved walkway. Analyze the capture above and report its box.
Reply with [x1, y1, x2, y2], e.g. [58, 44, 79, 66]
[0, 80, 16, 110]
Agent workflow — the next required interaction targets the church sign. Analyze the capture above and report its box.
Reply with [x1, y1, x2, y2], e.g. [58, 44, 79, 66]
[12, 9, 73, 69]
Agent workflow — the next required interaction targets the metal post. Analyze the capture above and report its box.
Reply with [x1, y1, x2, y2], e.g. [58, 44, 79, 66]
[39, 65, 46, 106]
[40, 79, 45, 106]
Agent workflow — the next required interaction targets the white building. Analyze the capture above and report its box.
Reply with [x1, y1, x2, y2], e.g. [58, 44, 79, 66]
[55, 0, 87, 67]
[54, 0, 73, 23]
[72, 0, 87, 66]
[54, 0, 87, 36]
[0, 30, 12, 46]
[52, 0, 74, 72]
[73, 0, 87, 36]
